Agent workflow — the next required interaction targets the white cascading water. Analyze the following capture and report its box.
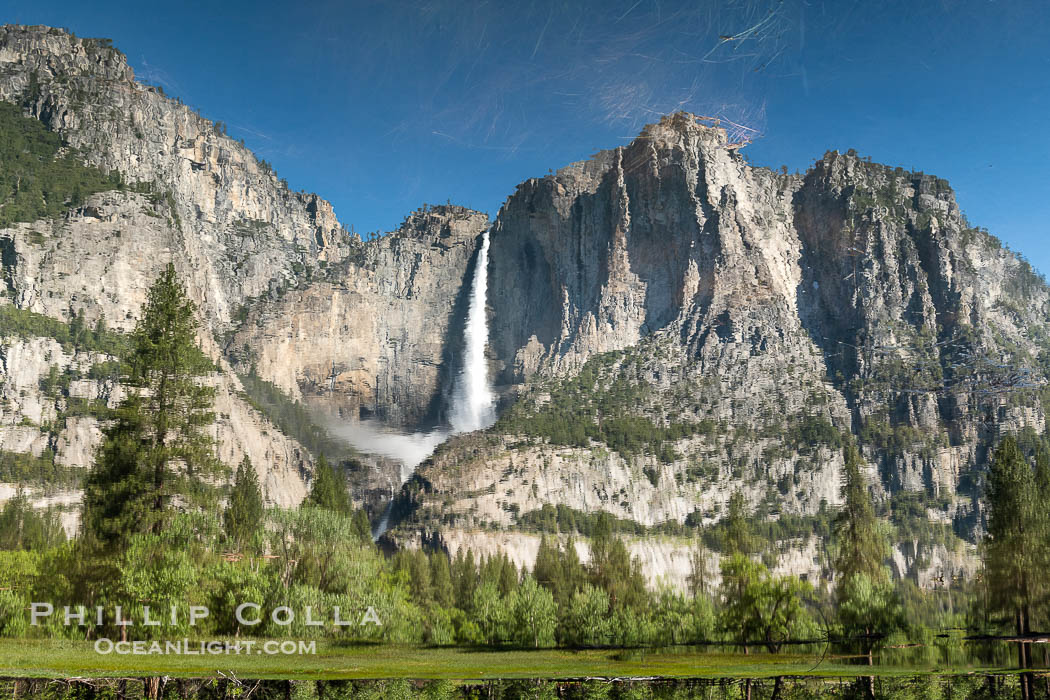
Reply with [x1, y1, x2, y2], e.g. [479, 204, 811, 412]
[369, 229, 495, 538]
[449, 229, 495, 433]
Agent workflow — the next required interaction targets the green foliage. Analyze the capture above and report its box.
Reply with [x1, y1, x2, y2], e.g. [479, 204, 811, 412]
[859, 416, 926, 459]
[517, 503, 649, 537]
[787, 415, 843, 451]
[560, 584, 612, 647]
[718, 553, 816, 653]
[113, 529, 201, 638]
[982, 435, 1049, 637]
[720, 491, 755, 557]
[533, 535, 587, 610]
[834, 443, 889, 585]
[494, 350, 701, 458]
[0, 491, 65, 551]
[0, 101, 131, 228]
[223, 455, 264, 552]
[306, 454, 351, 515]
[506, 574, 558, 648]
[471, 580, 509, 645]
[82, 264, 222, 548]
[0, 589, 27, 637]
[0, 305, 127, 356]
[587, 514, 647, 611]
[0, 449, 80, 490]
[265, 506, 417, 642]
[837, 572, 906, 649]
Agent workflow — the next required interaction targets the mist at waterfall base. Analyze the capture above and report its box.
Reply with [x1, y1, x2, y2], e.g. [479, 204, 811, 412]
[323, 231, 495, 535]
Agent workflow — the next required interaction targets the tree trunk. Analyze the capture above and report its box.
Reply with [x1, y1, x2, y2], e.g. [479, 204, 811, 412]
[771, 676, 783, 700]
[1017, 609, 1032, 700]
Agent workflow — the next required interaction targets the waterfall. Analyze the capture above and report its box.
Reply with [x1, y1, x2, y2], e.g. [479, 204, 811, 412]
[370, 229, 495, 539]
[449, 229, 495, 433]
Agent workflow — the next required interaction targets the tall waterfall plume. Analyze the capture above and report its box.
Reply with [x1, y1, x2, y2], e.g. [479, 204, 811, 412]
[450, 229, 495, 433]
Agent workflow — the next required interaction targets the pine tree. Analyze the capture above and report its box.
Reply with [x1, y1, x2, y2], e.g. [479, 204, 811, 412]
[533, 536, 563, 596]
[350, 508, 372, 543]
[587, 514, 646, 610]
[306, 454, 350, 513]
[430, 552, 455, 609]
[83, 263, 220, 546]
[984, 435, 1047, 696]
[723, 491, 754, 557]
[832, 443, 900, 664]
[833, 443, 889, 585]
[0, 490, 66, 551]
[560, 537, 588, 603]
[687, 534, 707, 598]
[224, 455, 264, 551]
[453, 548, 478, 609]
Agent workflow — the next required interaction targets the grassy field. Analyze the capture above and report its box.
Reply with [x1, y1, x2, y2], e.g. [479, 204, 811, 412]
[0, 639, 1023, 681]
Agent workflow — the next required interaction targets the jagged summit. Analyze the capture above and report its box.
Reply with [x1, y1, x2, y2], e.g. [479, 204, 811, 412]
[639, 111, 735, 146]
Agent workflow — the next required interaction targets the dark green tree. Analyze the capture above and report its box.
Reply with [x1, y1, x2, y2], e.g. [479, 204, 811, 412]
[833, 443, 889, 584]
[534, 535, 588, 609]
[83, 263, 220, 546]
[534, 536, 564, 597]
[0, 491, 66, 551]
[833, 443, 901, 666]
[452, 548, 478, 609]
[430, 552, 455, 609]
[306, 454, 350, 513]
[223, 455, 264, 551]
[723, 491, 754, 556]
[588, 513, 646, 610]
[350, 508, 372, 543]
[984, 435, 1047, 696]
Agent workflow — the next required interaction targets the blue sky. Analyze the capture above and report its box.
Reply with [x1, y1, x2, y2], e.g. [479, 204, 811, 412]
[4, 0, 1048, 274]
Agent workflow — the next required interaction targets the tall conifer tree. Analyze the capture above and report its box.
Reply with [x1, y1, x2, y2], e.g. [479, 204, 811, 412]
[224, 455, 264, 551]
[83, 263, 220, 546]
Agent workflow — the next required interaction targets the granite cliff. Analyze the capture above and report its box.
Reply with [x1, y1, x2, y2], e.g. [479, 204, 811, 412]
[2, 27, 1048, 590]
[396, 114, 1050, 587]
[0, 26, 484, 515]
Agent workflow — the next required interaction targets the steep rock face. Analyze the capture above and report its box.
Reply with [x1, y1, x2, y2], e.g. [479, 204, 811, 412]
[794, 152, 1050, 498]
[401, 114, 1050, 586]
[0, 25, 348, 504]
[0, 334, 309, 507]
[0, 25, 346, 334]
[230, 206, 488, 427]
[490, 114, 809, 384]
[0, 26, 489, 516]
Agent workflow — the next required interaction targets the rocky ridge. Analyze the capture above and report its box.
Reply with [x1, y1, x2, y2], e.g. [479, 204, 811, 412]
[1, 27, 1048, 590]
[398, 113, 1050, 587]
[0, 26, 486, 513]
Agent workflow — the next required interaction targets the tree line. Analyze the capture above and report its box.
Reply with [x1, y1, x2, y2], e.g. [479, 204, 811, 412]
[0, 266, 1047, 675]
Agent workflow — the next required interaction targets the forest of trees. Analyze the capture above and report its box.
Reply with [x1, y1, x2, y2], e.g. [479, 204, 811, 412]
[0, 266, 1048, 676]
[0, 100, 156, 229]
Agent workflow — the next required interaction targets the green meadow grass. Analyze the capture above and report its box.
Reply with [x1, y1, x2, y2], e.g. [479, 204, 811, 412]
[0, 640, 1023, 681]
